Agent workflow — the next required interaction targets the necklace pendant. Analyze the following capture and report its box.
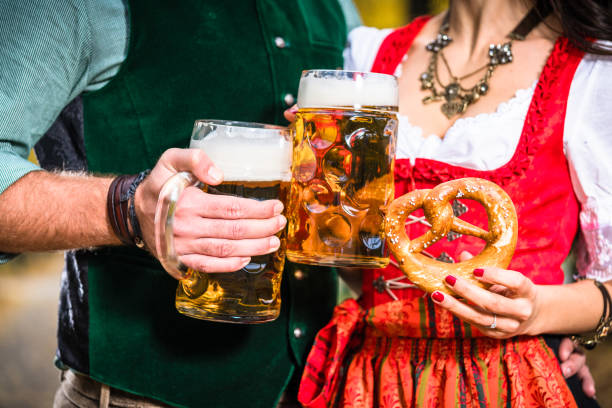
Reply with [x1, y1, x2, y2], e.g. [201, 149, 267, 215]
[425, 32, 452, 52]
[420, 72, 434, 90]
[488, 41, 513, 66]
[444, 82, 461, 101]
[441, 99, 467, 118]
[422, 95, 441, 104]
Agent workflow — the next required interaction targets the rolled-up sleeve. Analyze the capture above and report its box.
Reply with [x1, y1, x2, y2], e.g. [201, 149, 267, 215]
[0, 0, 92, 194]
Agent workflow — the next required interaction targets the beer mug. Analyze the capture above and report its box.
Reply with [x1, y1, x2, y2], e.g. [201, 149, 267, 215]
[155, 120, 292, 323]
[286, 70, 399, 268]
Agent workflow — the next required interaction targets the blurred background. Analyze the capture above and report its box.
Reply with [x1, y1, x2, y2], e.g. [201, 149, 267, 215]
[1, 0, 611, 407]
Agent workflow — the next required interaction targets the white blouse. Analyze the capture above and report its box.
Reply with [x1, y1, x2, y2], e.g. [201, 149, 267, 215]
[344, 26, 612, 281]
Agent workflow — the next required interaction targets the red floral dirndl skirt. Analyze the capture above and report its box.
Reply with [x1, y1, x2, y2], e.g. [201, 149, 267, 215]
[298, 298, 577, 408]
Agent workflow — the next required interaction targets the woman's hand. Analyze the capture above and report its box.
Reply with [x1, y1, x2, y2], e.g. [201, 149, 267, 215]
[430, 263, 543, 339]
[433, 273, 598, 395]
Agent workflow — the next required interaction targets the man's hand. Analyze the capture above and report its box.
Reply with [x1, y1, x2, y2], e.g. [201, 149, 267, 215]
[135, 148, 286, 275]
[559, 337, 596, 398]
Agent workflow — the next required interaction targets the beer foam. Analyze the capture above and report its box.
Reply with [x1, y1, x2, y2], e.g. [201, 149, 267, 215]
[191, 132, 292, 182]
[298, 71, 398, 109]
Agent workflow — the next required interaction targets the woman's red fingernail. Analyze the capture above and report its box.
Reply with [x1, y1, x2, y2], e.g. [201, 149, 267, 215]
[474, 268, 484, 277]
[432, 291, 444, 302]
[445, 275, 456, 286]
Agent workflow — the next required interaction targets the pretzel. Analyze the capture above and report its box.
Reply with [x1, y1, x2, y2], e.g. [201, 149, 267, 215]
[385, 178, 518, 295]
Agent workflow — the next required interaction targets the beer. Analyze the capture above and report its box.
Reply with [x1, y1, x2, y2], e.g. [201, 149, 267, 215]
[176, 181, 290, 323]
[286, 70, 398, 268]
[173, 121, 292, 323]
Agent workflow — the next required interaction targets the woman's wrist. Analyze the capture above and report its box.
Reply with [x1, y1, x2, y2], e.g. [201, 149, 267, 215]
[531, 281, 604, 336]
[572, 280, 612, 349]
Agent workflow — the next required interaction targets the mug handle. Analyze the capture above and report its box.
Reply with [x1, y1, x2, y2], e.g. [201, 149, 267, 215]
[154, 171, 198, 280]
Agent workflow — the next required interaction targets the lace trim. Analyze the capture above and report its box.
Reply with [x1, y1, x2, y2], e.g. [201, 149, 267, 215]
[444, 82, 536, 138]
[577, 198, 612, 281]
[395, 81, 536, 166]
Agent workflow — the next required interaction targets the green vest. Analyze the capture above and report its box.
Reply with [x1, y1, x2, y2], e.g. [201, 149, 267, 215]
[81, 1, 345, 406]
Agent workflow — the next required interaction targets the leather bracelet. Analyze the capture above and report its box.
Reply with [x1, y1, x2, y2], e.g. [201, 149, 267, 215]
[107, 174, 138, 246]
[106, 170, 152, 247]
[571, 280, 612, 349]
[127, 169, 151, 249]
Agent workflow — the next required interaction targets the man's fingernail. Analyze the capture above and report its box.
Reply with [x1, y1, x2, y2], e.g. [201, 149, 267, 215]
[208, 166, 223, 183]
[445, 275, 457, 286]
[563, 367, 570, 377]
[270, 236, 280, 251]
[240, 257, 251, 266]
[278, 215, 287, 228]
[289, 105, 298, 113]
[473, 268, 484, 277]
[432, 291, 444, 302]
[273, 202, 284, 216]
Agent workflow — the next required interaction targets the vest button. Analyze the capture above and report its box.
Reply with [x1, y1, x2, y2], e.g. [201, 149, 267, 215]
[283, 93, 295, 106]
[293, 327, 303, 338]
[274, 36, 287, 49]
[294, 269, 304, 280]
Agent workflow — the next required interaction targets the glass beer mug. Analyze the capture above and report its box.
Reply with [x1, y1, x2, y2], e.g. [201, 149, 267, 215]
[286, 70, 399, 268]
[155, 120, 292, 323]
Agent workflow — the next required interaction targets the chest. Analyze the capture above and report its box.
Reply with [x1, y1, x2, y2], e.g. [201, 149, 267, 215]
[82, 0, 346, 175]
[397, 39, 553, 138]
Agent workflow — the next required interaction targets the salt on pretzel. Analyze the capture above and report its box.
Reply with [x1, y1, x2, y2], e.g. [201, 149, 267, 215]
[385, 178, 518, 295]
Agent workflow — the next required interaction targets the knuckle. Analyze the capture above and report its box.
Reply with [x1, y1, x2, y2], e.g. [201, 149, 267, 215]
[517, 303, 533, 321]
[506, 320, 520, 333]
[489, 297, 502, 312]
[509, 275, 523, 290]
[195, 259, 211, 272]
[226, 201, 244, 218]
[230, 221, 244, 239]
[476, 314, 490, 327]
[217, 241, 234, 257]
[572, 354, 586, 365]
[191, 149, 205, 169]
[172, 220, 190, 237]
[203, 195, 220, 213]
[184, 186, 201, 197]
[199, 239, 216, 256]
[161, 148, 177, 161]
[519, 276, 533, 293]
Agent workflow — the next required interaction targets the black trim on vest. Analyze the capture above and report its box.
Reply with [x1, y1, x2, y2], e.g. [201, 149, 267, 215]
[56, 250, 90, 375]
[34, 96, 88, 172]
[36, 96, 90, 374]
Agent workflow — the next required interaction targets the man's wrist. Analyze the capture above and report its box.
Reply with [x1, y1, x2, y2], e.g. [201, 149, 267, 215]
[106, 170, 151, 248]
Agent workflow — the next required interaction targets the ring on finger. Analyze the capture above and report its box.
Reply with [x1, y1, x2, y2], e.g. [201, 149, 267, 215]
[488, 313, 497, 329]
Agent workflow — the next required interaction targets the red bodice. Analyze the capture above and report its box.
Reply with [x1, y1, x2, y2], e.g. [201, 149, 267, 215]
[363, 17, 585, 309]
